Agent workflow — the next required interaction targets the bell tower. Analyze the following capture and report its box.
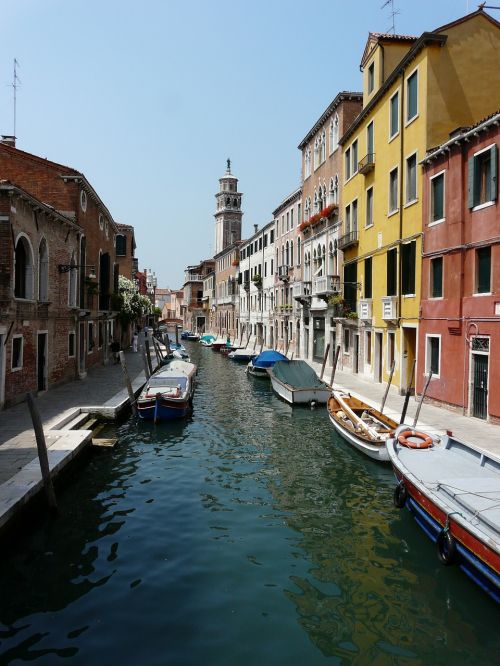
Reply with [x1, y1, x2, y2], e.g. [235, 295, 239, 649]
[214, 159, 243, 255]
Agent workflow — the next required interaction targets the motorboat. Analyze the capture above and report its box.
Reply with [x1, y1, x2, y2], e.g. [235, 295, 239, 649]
[137, 360, 197, 422]
[228, 348, 257, 363]
[268, 360, 330, 405]
[387, 425, 500, 602]
[247, 350, 288, 378]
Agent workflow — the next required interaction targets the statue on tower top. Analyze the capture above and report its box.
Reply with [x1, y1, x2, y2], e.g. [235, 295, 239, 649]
[226, 158, 231, 173]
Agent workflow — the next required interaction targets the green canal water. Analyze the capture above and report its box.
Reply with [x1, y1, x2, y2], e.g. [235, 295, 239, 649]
[0, 344, 498, 665]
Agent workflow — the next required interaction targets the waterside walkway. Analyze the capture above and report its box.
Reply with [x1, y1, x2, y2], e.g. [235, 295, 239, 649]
[0, 348, 146, 531]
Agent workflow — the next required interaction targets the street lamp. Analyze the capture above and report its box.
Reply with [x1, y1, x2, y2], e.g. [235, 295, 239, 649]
[58, 264, 97, 279]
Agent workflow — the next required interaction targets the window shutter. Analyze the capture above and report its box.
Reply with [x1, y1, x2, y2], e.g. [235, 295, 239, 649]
[468, 156, 475, 208]
[490, 144, 498, 202]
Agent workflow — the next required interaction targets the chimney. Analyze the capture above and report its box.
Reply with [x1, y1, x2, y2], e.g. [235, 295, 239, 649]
[1, 135, 16, 148]
[253, 224, 258, 234]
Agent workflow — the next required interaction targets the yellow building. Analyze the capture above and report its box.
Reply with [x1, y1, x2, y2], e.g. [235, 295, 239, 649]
[339, 9, 500, 392]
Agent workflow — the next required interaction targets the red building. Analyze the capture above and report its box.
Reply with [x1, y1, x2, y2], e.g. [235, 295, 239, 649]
[419, 112, 500, 422]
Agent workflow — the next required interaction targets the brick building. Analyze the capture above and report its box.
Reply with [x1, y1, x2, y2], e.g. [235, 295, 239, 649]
[0, 138, 121, 381]
[115, 223, 137, 282]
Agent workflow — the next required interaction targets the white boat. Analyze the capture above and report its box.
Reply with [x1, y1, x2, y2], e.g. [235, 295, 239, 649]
[268, 360, 330, 405]
[228, 348, 257, 363]
[137, 360, 197, 422]
[387, 425, 500, 602]
[247, 350, 288, 378]
[327, 390, 397, 463]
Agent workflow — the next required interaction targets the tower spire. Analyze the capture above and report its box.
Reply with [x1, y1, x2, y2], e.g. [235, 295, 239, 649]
[226, 158, 231, 173]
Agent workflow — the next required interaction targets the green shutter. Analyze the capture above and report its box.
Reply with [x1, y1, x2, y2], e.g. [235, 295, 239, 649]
[468, 156, 475, 208]
[491, 144, 498, 202]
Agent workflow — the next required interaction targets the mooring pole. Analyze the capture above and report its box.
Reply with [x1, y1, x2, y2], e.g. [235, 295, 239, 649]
[26, 392, 57, 510]
[413, 370, 433, 428]
[380, 360, 396, 414]
[320, 343, 331, 381]
[329, 344, 341, 388]
[119, 351, 138, 416]
[400, 359, 416, 424]
[144, 339, 154, 376]
[175, 325, 180, 345]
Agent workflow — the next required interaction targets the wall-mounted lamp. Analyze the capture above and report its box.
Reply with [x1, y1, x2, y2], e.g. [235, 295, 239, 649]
[58, 264, 97, 279]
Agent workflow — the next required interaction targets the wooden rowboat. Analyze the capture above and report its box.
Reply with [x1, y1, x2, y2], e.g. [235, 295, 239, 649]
[327, 390, 398, 463]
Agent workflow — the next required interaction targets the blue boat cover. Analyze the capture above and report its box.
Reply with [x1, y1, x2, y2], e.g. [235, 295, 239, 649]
[252, 350, 288, 368]
[272, 360, 327, 389]
[201, 334, 216, 342]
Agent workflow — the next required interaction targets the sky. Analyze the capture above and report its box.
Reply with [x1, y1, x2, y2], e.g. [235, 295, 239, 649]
[1, 0, 478, 288]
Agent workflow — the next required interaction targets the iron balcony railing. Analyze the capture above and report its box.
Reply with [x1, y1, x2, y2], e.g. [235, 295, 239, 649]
[338, 230, 359, 250]
[358, 153, 375, 174]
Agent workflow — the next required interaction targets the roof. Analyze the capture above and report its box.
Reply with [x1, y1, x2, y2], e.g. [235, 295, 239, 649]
[117, 223, 135, 232]
[272, 186, 302, 217]
[360, 32, 417, 69]
[422, 110, 500, 164]
[297, 91, 363, 149]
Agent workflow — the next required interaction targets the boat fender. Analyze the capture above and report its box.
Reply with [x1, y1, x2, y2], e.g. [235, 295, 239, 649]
[393, 481, 407, 509]
[436, 528, 457, 566]
[397, 429, 433, 449]
[310, 400, 317, 410]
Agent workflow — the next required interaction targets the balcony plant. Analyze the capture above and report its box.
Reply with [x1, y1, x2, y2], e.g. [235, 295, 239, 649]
[252, 274, 262, 288]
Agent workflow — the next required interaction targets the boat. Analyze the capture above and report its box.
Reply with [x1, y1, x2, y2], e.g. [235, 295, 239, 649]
[247, 350, 288, 377]
[228, 348, 257, 362]
[186, 332, 200, 341]
[200, 334, 216, 347]
[210, 337, 229, 352]
[180, 331, 191, 340]
[387, 425, 500, 602]
[268, 360, 330, 405]
[137, 360, 197, 422]
[327, 390, 397, 463]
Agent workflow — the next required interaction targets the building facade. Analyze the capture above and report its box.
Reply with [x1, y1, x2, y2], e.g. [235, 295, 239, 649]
[419, 112, 500, 421]
[182, 259, 215, 332]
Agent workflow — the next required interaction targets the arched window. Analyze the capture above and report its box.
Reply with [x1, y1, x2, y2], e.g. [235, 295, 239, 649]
[297, 238, 301, 265]
[318, 186, 324, 212]
[38, 238, 48, 302]
[313, 138, 319, 170]
[314, 190, 319, 213]
[304, 146, 311, 178]
[285, 241, 289, 266]
[290, 241, 294, 267]
[14, 235, 34, 299]
[304, 197, 311, 221]
[328, 242, 334, 275]
[331, 113, 339, 153]
[320, 131, 326, 163]
[69, 252, 77, 307]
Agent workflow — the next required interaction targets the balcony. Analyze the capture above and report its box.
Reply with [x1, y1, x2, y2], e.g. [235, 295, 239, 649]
[293, 281, 312, 304]
[184, 273, 204, 283]
[243, 281, 250, 291]
[338, 230, 359, 250]
[358, 153, 375, 175]
[277, 265, 289, 281]
[382, 296, 398, 321]
[358, 299, 372, 321]
[313, 275, 341, 298]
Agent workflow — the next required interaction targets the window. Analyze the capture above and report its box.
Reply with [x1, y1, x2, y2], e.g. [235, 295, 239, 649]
[367, 121, 374, 157]
[297, 238, 301, 266]
[330, 114, 339, 154]
[430, 172, 445, 223]
[406, 153, 417, 203]
[368, 62, 375, 93]
[366, 187, 373, 227]
[304, 146, 311, 178]
[401, 241, 416, 295]
[345, 148, 351, 180]
[38, 238, 48, 302]
[352, 199, 358, 233]
[426, 335, 440, 376]
[12, 335, 23, 370]
[344, 328, 350, 353]
[351, 140, 358, 175]
[364, 257, 372, 298]
[476, 246, 491, 294]
[469, 145, 498, 208]
[389, 168, 398, 213]
[345, 204, 351, 234]
[297, 203, 301, 226]
[116, 234, 127, 256]
[69, 253, 77, 307]
[80, 190, 87, 212]
[387, 248, 397, 296]
[320, 131, 326, 164]
[290, 208, 294, 228]
[406, 70, 418, 122]
[430, 257, 443, 298]
[390, 91, 399, 138]
[14, 236, 33, 299]
[68, 331, 75, 357]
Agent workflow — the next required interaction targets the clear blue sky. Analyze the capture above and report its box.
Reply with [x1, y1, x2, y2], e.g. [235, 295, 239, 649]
[2, 0, 475, 288]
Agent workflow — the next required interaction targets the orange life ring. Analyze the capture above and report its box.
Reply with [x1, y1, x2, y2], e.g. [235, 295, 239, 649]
[397, 429, 433, 449]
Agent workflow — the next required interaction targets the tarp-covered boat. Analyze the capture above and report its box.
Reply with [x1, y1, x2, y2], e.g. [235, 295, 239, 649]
[387, 425, 500, 602]
[268, 360, 330, 405]
[247, 350, 288, 377]
[327, 390, 397, 462]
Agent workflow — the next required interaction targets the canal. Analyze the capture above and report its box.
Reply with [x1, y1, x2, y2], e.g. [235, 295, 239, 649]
[0, 343, 498, 665]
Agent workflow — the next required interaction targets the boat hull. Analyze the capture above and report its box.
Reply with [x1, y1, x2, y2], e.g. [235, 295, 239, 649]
[138, 397, 192, 421]
[328, 412, 390, 462]
[247, 364, 269, 378]
[387, 433, 500, 602]
[269, 374, 330, 405]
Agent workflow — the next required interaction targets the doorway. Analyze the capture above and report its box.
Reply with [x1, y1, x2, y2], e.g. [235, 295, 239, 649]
[353, 334, 359, 373]
[374, 332, 383, 382]
[471, 352, 488, 419]
[312, 317, 325, 361]
[37, 332, 48, 392]
[402, 327, 417, 395]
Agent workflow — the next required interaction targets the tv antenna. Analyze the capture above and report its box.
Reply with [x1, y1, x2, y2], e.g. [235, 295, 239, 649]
[381, 0, 399, 34]
[11, 58, 21, 137]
